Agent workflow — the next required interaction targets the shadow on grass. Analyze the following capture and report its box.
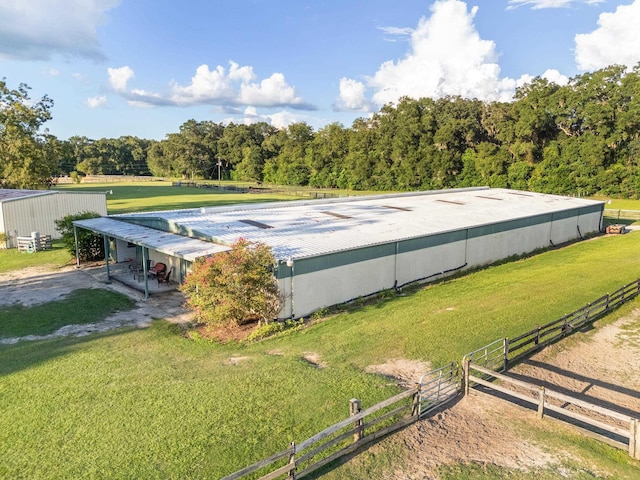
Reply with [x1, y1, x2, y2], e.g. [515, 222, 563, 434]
[0, 288, 135, 338]
[0, 327, 136, 377]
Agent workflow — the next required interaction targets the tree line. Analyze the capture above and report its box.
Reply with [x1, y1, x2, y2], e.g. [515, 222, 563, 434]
[2, 64, 640, 197]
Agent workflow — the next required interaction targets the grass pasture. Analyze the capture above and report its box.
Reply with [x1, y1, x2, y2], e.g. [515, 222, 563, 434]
[0, 289, 134, 338]
[2, 229, 640, 478]
[0, 240, 71, 274]
[54, 181, 303, 214]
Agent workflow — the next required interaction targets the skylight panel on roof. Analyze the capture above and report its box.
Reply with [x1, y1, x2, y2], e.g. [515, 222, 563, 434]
[475, 195, 502, 201]
[239, 219, 273, 229]
[382, 205, 412, 211]
[321, 211, 352, 219]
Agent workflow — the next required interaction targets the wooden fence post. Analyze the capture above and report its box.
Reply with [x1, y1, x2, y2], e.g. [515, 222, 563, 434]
[288, 442, 296, 479]
[350, 398, 363, 442]
[538, 386, 545, 419]
[411, 385, 420, 417]
[535, 326, 541, 346]
[630, 419, 640, 460]
[503, 338, 510, 371]
[462, 357, 470, 396]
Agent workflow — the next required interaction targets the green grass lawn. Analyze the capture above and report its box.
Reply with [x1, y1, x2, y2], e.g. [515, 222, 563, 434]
[2, 231, 640, 478]
[54, 181, 305, 214]
[0, 289, 134, 338]
[0, 241, 72, 274]
[593, 196, 640, 211]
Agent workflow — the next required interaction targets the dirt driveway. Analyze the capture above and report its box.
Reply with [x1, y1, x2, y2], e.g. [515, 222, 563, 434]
[0, 264, 192, 344]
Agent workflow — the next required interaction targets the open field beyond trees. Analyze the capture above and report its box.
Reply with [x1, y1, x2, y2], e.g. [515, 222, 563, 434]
[1, 184, 640, 478]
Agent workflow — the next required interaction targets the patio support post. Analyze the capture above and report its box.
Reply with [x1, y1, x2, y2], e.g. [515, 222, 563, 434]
[142, 247, 150, 299]
[104, 235, 111, 281]
[73, 225, 80, 267]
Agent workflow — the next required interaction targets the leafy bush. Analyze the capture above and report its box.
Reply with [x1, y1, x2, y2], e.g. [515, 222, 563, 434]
[55, 212, 104, 262]
[246, 318, 305, 342]
[69, 171, 82, 184]
[180, 238, 281, 328]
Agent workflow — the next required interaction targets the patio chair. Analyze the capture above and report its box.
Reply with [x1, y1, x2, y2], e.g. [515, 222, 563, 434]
[128, 259, 139, 274]
[158, 268, 172, 286]
[148, 262, 166, 278]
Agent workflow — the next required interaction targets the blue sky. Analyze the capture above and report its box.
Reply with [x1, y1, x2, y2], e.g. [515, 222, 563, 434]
[1, 0, 639, 140]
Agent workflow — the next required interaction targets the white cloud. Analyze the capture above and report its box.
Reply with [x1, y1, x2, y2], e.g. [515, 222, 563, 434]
[42, 67, 60, 77]
[85, 95, 107, 108]
[228, 61, 256, 83]
[378, 26, 414, 39]
[334, 0, 575, 111]
[225, 106, 308, 129]
[108, 66, 135, 92]
[541, 68, 569, 85]
[334, 78, 374, 112]
[240, 106, 261, 124]
[0, 0, 119, 61]
[169, 64, 235, 104]
[364, 0, 518, 107]
[238, 73, 305, 107]
[72, 72, 88, 82]
[575, 1, 640, 71]
[507, 0, 604, 9]
[113, 61, 314, 110]
[265, 111, 306, 129]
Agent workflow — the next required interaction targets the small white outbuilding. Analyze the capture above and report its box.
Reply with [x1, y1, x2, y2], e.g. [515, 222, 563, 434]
[0, 189, 108, 248]
[74, 187, 604, 318]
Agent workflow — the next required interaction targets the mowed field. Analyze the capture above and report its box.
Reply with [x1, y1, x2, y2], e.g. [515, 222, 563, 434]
[1, 184, 640, 478]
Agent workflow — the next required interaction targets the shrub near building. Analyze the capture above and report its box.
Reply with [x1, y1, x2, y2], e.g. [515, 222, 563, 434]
[55, 212, 105, 262]
[181, 238, 281, 330]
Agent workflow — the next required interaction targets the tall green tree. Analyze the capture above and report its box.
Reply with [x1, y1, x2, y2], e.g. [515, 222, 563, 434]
[0, 79, 56, 188]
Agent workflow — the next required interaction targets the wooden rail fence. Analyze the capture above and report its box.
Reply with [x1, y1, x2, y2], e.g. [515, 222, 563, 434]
[464, 361, 640, 459]
[465, 278, 640, 372]
[221, 363, 459, 480]
[604, 208, 640, 221]
[224, 278, 640, 478]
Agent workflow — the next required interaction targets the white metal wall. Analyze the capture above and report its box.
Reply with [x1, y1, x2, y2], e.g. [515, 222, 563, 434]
[279, 210, 603, 319]
[0, 206, 5, 248]
[396, 241, 467, 287]
[288, 256, 396, 318]
[2, 193, 107, 247]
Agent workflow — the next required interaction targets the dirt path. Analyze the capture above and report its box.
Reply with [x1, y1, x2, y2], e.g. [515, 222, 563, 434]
[357, 310, 640, 479]
[0, 264, 193, 344]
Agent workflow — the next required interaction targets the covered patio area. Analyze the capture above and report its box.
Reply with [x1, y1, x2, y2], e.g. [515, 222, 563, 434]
[73, 216, 230, 299]
[107, 261, 180, 295]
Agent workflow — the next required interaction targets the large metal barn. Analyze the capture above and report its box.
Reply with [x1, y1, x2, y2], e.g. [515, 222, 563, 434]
[75, 187, 604, 318]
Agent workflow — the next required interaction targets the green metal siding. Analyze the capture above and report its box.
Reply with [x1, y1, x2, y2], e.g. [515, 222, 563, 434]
[277, 206, 600, 278]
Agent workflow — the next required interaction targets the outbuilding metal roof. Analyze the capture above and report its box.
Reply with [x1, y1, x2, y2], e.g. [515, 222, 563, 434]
[74, 217, 230, 262]
[0, 189, 54, 202]
[98, 187, 603, 262]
